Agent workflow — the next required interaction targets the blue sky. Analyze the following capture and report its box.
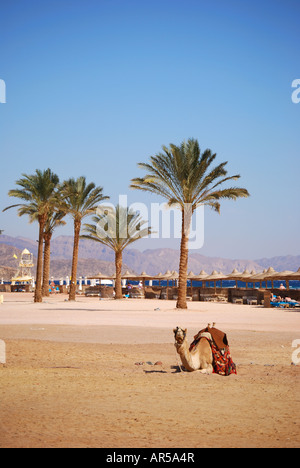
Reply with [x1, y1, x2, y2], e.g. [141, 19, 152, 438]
[0, 0, 299, 259]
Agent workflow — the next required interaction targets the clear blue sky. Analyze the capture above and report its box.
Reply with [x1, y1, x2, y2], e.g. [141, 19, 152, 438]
[0, 0, 299, 260]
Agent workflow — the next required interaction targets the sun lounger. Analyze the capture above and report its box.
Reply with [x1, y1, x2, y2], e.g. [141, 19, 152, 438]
[271, 301, 300, 309]
[232, 298, 243, 304]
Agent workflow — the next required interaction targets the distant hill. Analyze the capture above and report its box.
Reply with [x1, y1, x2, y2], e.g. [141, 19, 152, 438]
[254, 255, 300, 272]
[0, 238, 133, 279]
[0, 235, 299, 278]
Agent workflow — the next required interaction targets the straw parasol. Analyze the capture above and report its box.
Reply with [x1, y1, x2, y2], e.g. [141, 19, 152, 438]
[263, 267, 278, 278]
[205, 270, 228, 281]
[205, 270, 228, 291]
[262, 267, 278, 288]
[226, 269, 242, 287]
[251, 267, 278, 288]
[152, 272, 168, 286]
[163, 270, 178, 287]
[87, 271, 112, 280]
[153, 272, 168, 280]
[136, 271, 152, 287]
[234, 269, 254, 289]
[249, 269, 267, 281]
[265, 269, 298, 290]
[163, 270, 173, 278]
[169, 270, 179, 279]
[228, 268, 242, 278]
[247, 269, 268, 288]
[136, 271, 152, 279]
[122, 270, 138, 279]
[195, 270, 209, 279]
[187, 271, 197, 280]
[289, 267, 300, 280]
[108, 270, 137, 280]
[193, 270, 209, 285]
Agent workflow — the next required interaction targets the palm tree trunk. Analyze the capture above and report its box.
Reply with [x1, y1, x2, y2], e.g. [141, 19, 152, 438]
[42, 233, 52, 297]
[176, 207, 192, 309]
[69, 220, 81, 301]
[34, 216, 46, 303]
[115, 250, 123, 299]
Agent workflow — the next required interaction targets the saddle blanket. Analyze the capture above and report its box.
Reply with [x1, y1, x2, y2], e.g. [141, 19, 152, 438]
[210, 340, 237, 376]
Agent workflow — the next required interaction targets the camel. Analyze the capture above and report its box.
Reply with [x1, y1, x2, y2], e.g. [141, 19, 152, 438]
[173, 324, 214, 373]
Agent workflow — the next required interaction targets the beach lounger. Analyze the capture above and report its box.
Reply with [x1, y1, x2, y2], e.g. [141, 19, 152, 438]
[271, 301, 300, 309]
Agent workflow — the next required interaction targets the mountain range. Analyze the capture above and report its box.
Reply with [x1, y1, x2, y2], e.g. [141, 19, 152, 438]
[0, 234, 299, 280]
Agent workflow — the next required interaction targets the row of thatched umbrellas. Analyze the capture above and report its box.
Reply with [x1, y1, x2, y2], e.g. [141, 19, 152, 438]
[88, 267, 300, 288]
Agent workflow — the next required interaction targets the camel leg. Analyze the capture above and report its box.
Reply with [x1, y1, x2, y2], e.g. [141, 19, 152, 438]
[199, 364, 213, 374]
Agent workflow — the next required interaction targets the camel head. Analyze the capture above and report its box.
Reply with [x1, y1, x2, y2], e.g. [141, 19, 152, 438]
[173, 327, 187, 345]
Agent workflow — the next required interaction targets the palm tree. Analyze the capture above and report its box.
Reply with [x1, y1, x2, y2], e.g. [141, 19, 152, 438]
[42, 209, 66, 297]
[82, 205, 151, 299]
[62, 177, 108, 301]
[3, 169, 60, 302]
[130, 138, 250, 309]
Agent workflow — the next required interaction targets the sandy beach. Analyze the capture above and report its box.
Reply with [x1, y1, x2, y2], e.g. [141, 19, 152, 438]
[0, 293, 299, 448]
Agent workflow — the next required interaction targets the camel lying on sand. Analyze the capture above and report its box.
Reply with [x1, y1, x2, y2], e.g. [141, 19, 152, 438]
[174, 325, 214, 373]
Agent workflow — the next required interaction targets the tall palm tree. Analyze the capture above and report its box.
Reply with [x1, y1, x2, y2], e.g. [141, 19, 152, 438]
[42, 209, 66, 297]
[130, 138, 250, 309]
[82, 204, 151, 299]
[3, 169, 60, 302]
[62, 177, 108, 301]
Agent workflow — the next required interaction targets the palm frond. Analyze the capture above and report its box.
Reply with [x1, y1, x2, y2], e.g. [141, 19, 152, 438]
[82, 204, 151, 254]
[131, 138, 250, 213]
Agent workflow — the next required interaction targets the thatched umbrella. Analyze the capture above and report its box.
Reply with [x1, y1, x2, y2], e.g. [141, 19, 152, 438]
[187, 271, 196, 280]
[235, 269, 253, 289]
[87, 271, 111, 280]
[136, 271, 152, 288]
[153, 272, 165, 279]
[265, 270, 295, 290]
[227, 268, 242, 287]
[164, 270, 179, 288]
[109, 270, 137, 285]
[205, 270, 228, 292]
[196, 269, 209, 279]
[289, 267, 300, 280]
[153, 272, 167, 287]
[193, 270, 209, 287]
[169, 270, 179, 285]
[163, 270, 173, 278]
[247, 269, 268, 288]
[261, 267, 279, 289]
[122, 270, 138, 280]
[138, 271, 152, 278]
[187, 271, 199, 297]
[170, 270, 179, 279]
